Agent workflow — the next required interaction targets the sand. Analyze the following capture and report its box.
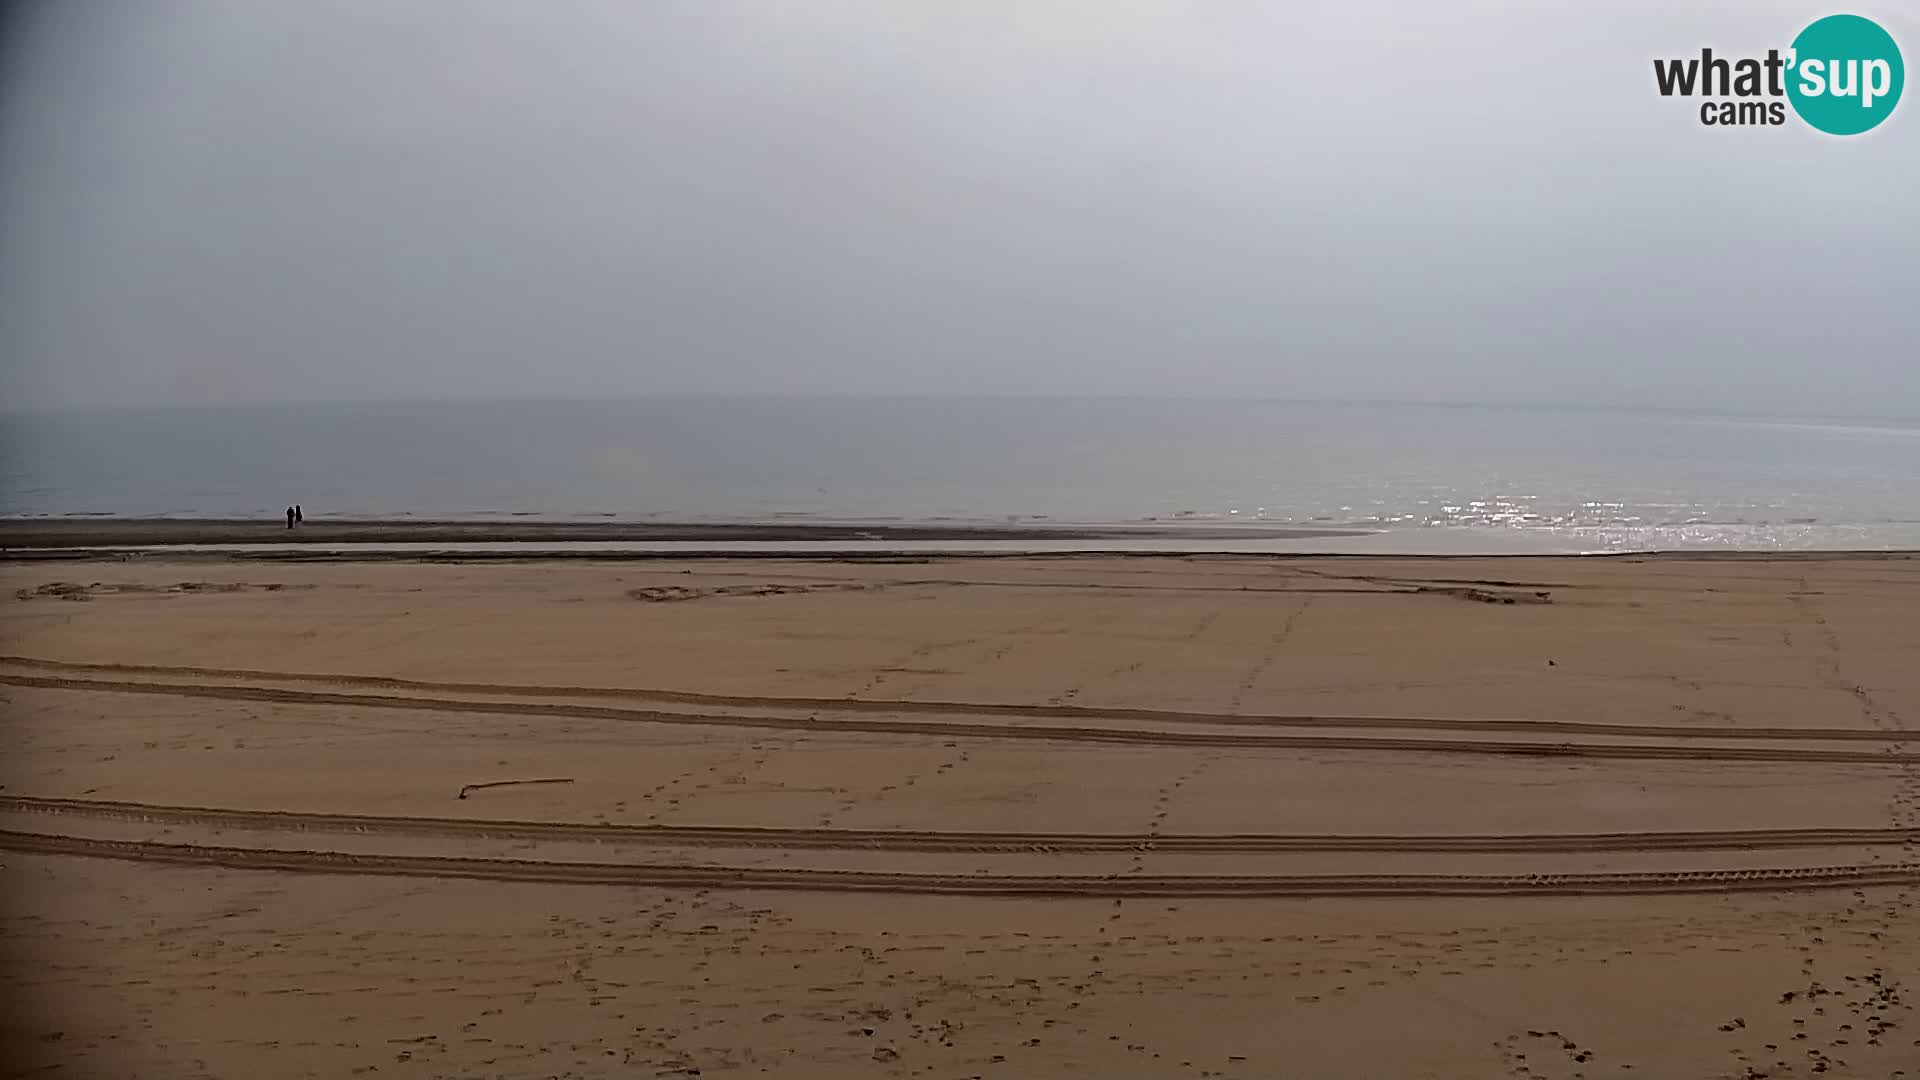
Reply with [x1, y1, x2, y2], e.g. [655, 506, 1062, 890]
[2, 552, 1918, 1077]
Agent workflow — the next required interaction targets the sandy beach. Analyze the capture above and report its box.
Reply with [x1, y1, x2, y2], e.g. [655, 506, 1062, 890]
[3, 551, 1917, 1077]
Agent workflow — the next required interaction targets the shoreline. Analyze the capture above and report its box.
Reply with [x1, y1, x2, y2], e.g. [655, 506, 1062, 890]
[8, 518, 1920, 563]
[7, 545, 1919, 565]
[0, 517, 1366, 550]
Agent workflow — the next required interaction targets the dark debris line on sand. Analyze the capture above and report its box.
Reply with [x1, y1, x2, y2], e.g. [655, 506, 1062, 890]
[455, 778, 576, 800]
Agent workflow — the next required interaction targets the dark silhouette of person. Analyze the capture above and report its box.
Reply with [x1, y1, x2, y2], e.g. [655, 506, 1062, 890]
[286, 506, 296, 530]
[294, 504, 304, 525]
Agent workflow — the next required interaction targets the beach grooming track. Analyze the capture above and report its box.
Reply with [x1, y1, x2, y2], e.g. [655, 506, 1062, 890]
[3, 826, 1918, 898]
[4, 654, 1918, 899]
[1, 661, 1916, 764]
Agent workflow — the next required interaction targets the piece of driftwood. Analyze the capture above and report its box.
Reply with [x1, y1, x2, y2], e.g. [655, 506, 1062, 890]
[456, 777, 576, 800]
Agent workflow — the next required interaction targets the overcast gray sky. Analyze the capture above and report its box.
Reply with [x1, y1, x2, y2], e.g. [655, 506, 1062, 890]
[2, 1, 1915, 415]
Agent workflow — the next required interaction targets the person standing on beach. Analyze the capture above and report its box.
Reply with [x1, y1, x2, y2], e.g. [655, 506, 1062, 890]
[295, 504, 303, 526]
[286, 506, 296, 529]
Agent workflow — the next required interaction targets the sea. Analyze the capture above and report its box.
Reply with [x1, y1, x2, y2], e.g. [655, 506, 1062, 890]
[7, 398, 1920, 554]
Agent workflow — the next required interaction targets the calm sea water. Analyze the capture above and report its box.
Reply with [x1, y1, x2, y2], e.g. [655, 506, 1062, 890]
[7, 399, 1920, 551]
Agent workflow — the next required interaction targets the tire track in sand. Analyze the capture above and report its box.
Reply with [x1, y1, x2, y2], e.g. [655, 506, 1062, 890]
[5, 654, 1911, 744]
[11, 795, 1912, 855]
[4, 827, 1918, 898]
[6, 672, 1919, 764]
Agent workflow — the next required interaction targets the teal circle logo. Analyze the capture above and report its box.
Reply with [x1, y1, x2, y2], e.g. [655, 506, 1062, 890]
[1787, 14, 1904, 135]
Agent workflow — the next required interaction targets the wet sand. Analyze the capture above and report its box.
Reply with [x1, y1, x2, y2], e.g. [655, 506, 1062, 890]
[3, 553, 1918, 1077]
